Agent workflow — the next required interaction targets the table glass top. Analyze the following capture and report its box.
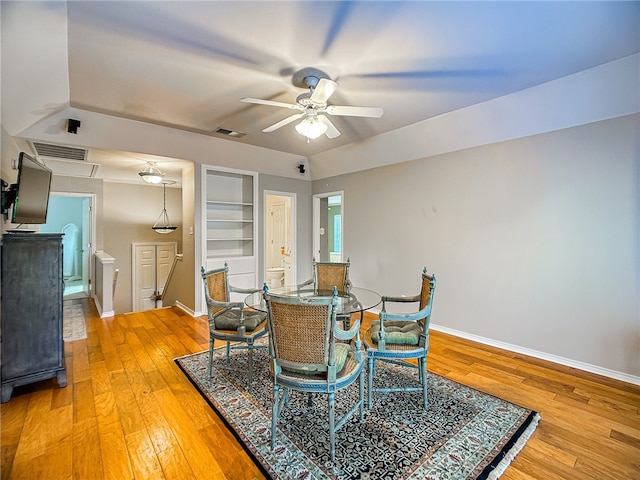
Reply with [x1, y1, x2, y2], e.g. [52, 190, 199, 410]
[245, 285, 381, 315]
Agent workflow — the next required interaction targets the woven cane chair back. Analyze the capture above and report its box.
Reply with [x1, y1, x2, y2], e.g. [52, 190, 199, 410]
[204, 268, 229, 317]
[268, 301, 330, 368]
[315, 263, 349, 294]
[419, 273, 433, 311]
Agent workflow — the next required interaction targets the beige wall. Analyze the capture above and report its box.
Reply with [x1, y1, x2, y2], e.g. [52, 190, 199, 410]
[313, 114, 639, 379]
[162, 162, 196, 313]
[102, 181, 182, 313]
[257, 174, 314, 287]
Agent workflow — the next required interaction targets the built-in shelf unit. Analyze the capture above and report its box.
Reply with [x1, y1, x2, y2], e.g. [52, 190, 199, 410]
[202, 166, 258, 290]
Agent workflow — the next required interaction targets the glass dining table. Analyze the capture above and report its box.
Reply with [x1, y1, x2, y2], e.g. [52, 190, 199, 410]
[244, 285, 382, 316]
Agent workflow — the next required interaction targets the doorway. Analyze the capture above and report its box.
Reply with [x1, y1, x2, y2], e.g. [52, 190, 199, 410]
[264, 192, 296, 287]
[313, 191, 343, 262]
[41, 193, 95, 299]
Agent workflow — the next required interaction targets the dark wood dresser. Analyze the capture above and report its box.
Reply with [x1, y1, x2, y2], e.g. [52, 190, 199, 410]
[1, 232, 67, 402]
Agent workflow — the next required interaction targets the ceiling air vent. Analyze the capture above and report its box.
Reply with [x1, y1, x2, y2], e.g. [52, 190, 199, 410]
[29, 141, 99, 178]
[31, 141, 88, 161]
[215, 127, 245, 138]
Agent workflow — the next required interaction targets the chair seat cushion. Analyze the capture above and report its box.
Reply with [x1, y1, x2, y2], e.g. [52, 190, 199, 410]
[214, 309, 266, 332]
[370, 320, 421, 345]
[283, 342, 351, 376]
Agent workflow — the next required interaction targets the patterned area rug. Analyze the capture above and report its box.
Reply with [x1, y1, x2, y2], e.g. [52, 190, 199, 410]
[63, 304, 87, 341]
[175, 342, 539, 480]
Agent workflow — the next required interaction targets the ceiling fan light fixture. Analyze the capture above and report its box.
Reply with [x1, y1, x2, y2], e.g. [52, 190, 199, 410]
[139, 161, 166, 184]
[295, 117, 327, 140]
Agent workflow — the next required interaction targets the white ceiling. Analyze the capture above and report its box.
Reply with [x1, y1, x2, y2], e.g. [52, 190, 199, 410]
[2, 1, 639, 182]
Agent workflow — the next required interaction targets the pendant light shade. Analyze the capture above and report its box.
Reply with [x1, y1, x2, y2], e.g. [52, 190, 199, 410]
[152, 181, 177, 234]
[139, 161, 166, 184]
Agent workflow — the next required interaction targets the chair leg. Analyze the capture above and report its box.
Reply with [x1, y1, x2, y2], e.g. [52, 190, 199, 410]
[359, 367, 365, 421]
[208, 339, 214, 378]
[420, 357, 428, 410]
[225, 341, 231, 363]
[367, 356, 375, 408]
[272, 384, 280, 450]
[247, 341, 254, 385]
[328, 392, 336, 462]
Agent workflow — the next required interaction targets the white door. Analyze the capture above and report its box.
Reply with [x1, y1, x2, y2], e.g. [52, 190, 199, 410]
[133, 243, 177, 311]
[270, 201, 287, 268]
[135, 244, 158, 311]
[156, 244, 175, 295]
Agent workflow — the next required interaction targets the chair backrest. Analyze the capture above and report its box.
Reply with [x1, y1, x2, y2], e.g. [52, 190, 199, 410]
[419, 267, 437, 319]
[265, 293, 337, 373]
[313, 258, 350, 294]
[201, 265, 230, 316]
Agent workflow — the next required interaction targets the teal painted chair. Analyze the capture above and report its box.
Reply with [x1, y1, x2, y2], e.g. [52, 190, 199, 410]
[363, 267, 436, 410]
[264, 287, 365, 461]
[201, 264, 267, 385]
[299, 257, 356, 328]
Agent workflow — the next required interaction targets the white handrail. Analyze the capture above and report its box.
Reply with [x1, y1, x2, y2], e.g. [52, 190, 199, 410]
[112, 269, 119, 298]
[157, 253, 183, 303]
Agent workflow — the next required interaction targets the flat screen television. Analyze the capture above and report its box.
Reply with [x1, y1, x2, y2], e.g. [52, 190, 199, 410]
[10, 152, 53, 224]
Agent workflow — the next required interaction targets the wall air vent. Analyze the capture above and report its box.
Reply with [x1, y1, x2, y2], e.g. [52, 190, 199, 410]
[215, 128, 246, 138]
[31, 141, 87, 161]
[29, 141, 99, 178]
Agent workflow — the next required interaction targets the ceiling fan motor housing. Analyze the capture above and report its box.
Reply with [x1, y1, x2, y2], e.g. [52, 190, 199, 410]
[291, 67, 330, 89]
[296, 92, 319, 107]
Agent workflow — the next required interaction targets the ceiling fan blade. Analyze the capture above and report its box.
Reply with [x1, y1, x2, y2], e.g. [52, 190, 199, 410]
[318, 115, 341, 139]
[263, 113, 304, 132]
[310, 78, 338, 104]
[241, 98, 301, 110]
[324, 105, 384, 118]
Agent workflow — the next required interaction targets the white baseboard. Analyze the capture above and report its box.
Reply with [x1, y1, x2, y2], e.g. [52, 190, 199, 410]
[174, 300, 197, 317]
[430, 323, 640, 387]
[92, 295, 115, 318]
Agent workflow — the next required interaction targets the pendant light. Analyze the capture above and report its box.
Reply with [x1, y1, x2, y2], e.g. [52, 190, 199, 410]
[139, 161, 166, 184]
[152, 180, 177, 234]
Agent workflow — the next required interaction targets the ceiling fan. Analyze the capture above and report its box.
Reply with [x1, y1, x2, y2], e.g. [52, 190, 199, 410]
[241, 67, 383, 141]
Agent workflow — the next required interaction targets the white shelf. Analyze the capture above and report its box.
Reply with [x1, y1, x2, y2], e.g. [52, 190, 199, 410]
[207, 201, 253, 206]
[203, 167, 257, 263]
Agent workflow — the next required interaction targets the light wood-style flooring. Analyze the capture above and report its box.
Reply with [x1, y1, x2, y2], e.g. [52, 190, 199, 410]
[2, 298, 639, 479]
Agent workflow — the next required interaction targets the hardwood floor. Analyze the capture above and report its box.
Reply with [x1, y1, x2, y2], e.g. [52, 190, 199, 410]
[2, 298, 639, 479]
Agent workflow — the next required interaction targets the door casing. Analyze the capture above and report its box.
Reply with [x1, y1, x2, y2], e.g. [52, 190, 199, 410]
[313, 191, 343, 262]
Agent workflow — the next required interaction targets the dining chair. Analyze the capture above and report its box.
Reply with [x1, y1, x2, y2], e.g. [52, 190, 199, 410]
[363, 267, 436, 410]
[300, 257, 355, 328]
[264, 287, 365, 461]
[201, 264, 268, 385]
